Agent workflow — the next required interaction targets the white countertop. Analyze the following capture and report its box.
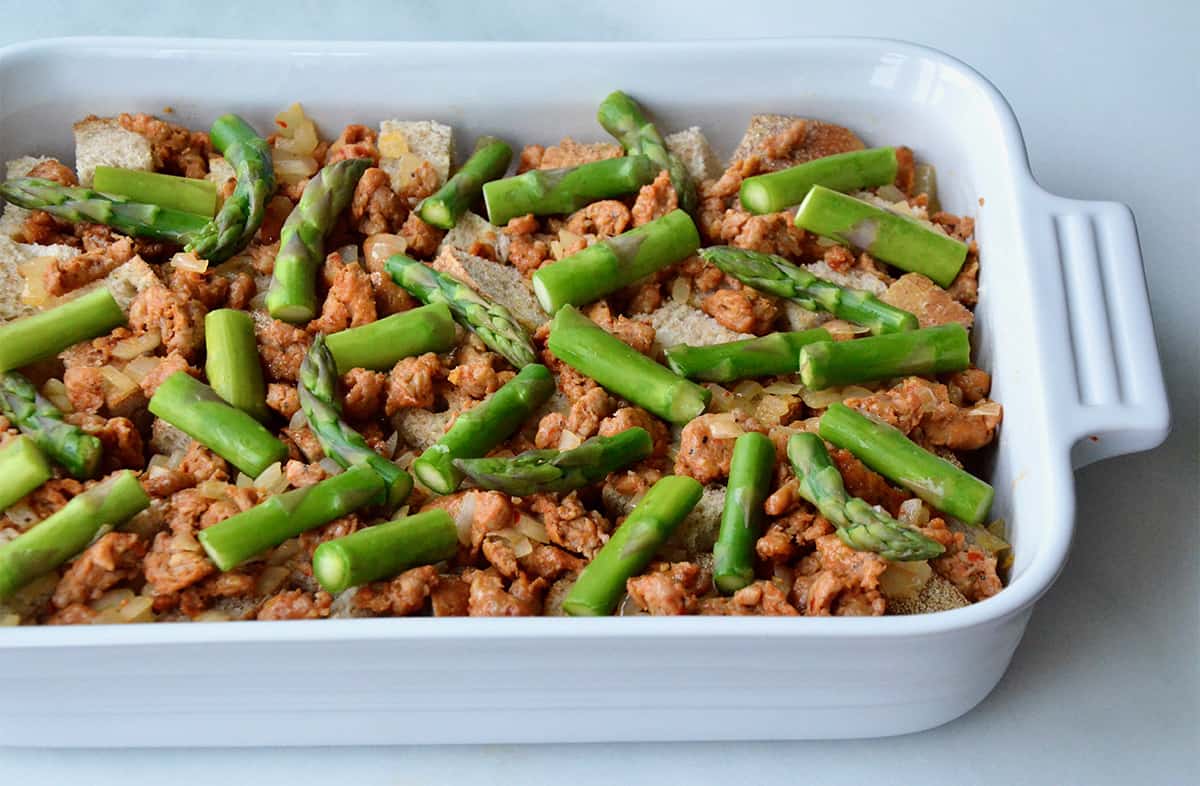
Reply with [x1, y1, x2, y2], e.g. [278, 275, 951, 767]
[1, 1, 1196, 783]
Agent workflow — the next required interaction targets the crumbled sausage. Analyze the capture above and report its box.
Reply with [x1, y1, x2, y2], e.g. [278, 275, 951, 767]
[28, 158, 78, 186]
[170, 268, 230, 310]
[756, 118, 864, 171]
[341, 368, 387, 421]
[66, 413, 144, 471]
[44, 236, 136, 296]
[326, 124, 379, 165]
[119, 112, 210, 178]
[701, 287, 779, 335]
[266, 383, 301, 418]
[526, 492, 610, 558]
[517, 145, 544, 173]
[351, 167, 406, 235]
[309, 254, 377, 335]
[385, 352, 441, 413]
[447, 346, 512, 401]
[565, 387, 615, 439]
[129, 283, 207, 360]
[598, 407, 670, 457]
[631, 170, 678, 227]
[144, 489, 217, 602]
[518, 544, 584, 582]
[464, 567, 546, 616]
[565, 200, 632, 238]
[396, 160, 441, 203]
[423, 490, 516, 555]
[675, 412, 764, 485]
[256, 319, 311, 382]
[721, 209, 807, 258]
[431, 575, 471, 616]
[582, 301, 656, 355]
[284, 459, 327, 488]
[281, 425, 325, 462]
[63, 366, 105, 414]
[198, 486, 259, 529]
[398, 212, 444, 259]
[626, 561, 711, 615]
[790, 534, 887, 616]
[137, 352, 196, 398]
[51, 532, 146, 608]
[919, 519, 1003, 602]
[504, 214, 551, 275]
[225, 271, 257, 310]
[946, 368, 991, 405]
[534, 412, 566, 449]
[947, 257, 979, 306]
[257, 589, 333, 620]
[46, 604, 97, 625]
[844, 377, 1001, 452]
[828, 448, 911, 517]
[354, 565, 440, 616]
[481, 535, 520, 578]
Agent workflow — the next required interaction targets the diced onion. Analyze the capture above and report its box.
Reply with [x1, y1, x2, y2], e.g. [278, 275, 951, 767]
[670, 276, 692, 304]
[318, 457, 344, 476]
[382, 431, 399, 459]
[253, 461, 287, 495]
[878, 560, 932, 600]
[99, 365, 140, 402]
[40, 378, 72, 413]
[557, 430, 582, 450]
[198, 480, 229, 499]
[234, 472, 254, 489]
[823, 320, 871, 340]
[118, 595, 154, 623]
[762, 379, 804, 395]
[394, 451, 415, 470]
[0, 613, 20, 626]
[274, 155, 318, 184]
[274, 103, 318, 155]
[92, 588, 136, 612]
[617, 593, 647, 616]
[515, 514, 549, 544]
[256, 565, 292, 596]
[898, 498, 931, 527]
[706, 412, 745, 439]
[5, 501, 39, 530]
[705, 383, 736, 413]
[969, 400, 1003, 418]
[800, 385, 875, 410]
[453, 493, 477, 545]
[876, 184, 907, 203]
[363, 234, 408, 270]
[267, 538, 302, 567]
[754, 394, 795, 427]
[288, 409, 308, 430]
[171, 251, 208, 273]
[111, 329, 162, 360]
[511, 536, 534, 559]
[17, 256, 54, 307]
[732, 380, 764, 400]
[123, 355, 161, 383]
[193, 610, 232, 622]
[378, 130, 410, 158]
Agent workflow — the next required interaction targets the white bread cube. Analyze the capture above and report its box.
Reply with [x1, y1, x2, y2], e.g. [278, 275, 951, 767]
[665, 127, 722, 182]
[438, 210, 502, 260]
[431, 246, 547, 331]
[73, 117, 154, 186]
[1, 156, 53, 240]
[647, 301, 751, 355]
[0, 237, 79, 323]
[378, 119, 453, 192]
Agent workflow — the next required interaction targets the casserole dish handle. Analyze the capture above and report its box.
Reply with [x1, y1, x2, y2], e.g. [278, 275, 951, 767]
[1033, 193, 1169, 468]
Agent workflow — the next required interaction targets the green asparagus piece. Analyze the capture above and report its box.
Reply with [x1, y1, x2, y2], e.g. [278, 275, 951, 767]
[912, 163, 941, 214]
[483, 154, 658, 226]
[92, 165, 218, 217]
[185, 114, 275, 263]
[452, 428, 653, 497]
[312, 508, 458, 594]
[799, 324, 970, 390]
[0, 436, 53, 512]
[0, 470, 149, 599]
[0, 287, 126, 372]
[713, 432, 776, 593]
[418, 136, 513, 229]
[531, 209, 700, 313]
[266, 157, 372, 322]
[562, 475, 703, 616]
[0, 372, 102, 480]
[147, 372, 287, 478]
[819, 403, 994, 525]
[298, 335, 412, 509]
[794, 186, 968, 287]
[198, 464, 385, 571]
[325, 303, 458, 373]
[0, 177, 211, 243]
[546, 305, 709, 425]
[410, 364, 555, 495]
[739, 147, 901, 214]
[664, 328, 831, 383]
[700, 246, 917, 335]
[596, 90, 698, 215]
[385, 253, 536, 369]
[787, 432, 944, 561]
[204, 309, 269, 420]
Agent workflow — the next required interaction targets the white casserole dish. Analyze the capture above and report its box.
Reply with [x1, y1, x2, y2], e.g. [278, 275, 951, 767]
[0, 36, 1169, 747]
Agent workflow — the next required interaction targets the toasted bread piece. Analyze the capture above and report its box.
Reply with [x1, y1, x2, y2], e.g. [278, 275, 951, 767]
[537, 138, 623, 169]
[888, 574, 970, 614]
[647, 301, 751, 355]
[149, 415, 192, 457]
[665, 127, 722, 182]
[206, 155, 236, 191]
[731, 114, 864, 168]
[601, 482, 727, 559]
[1, 156, 53, 240]
[73, 116, 154, 186]
[96, 255, 160, 312]
[0, 237, 80, 323]
[432, 246, 547, 331]
[882, 273, 973, 329]
[392, 408, 454, 453]
[378, 119, 454, 191]
[438, 210, 502, 260]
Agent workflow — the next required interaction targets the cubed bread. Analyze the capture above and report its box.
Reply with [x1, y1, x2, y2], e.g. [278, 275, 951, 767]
[601, 483, 727, 558]
[73, 116, 154, 186]
[730, 114, 864, 167]
[438, 210, 502, 260]
[1, 156, 52, 240]
[647, 301, 751, 355]
[378, 119, 454, 191]
[392, 408, 454, 453]
[887, 574, 970, 614]
[0, 237, 79, 322]
[206, 155, 236, 191]
[431, 246, 547, 331]
[665, 127, 722, 182]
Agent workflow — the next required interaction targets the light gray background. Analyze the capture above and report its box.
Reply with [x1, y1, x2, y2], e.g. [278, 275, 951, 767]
[1, 1, 1196, 783]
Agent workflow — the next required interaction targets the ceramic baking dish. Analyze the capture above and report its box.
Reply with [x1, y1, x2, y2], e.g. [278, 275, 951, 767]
[0, 36, 1168, 747]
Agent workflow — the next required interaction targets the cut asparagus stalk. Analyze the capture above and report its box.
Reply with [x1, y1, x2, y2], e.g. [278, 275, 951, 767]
[185, 114, 275, 262]
[739, 147, 901, 214]
[819, 403, 994, 525]
[325, 303, 458, 373]
[204, 309, 269, 420]
[713, 432, 776, 593]
[198, 464, 385, 572]
[92, 165, 218, 217]
[0, 470, 149, 599]
[798, 323, 970, 390]
[0, 372, 102, 479]
[0, 436, 53, 512]
[0, 177, 211, 243]
[546, 305, 709, 425]
[700, 246, 917, 335]
[596, 90, 698, 214]
[787, 432, 944, 561]
[299, 335, 412, 509]
[266, 157, 372, 322]
[0, 286, 126, 372]
[531, 209, 700, 313]
[452, 428, 653, 497]
[482, 154, 658, 226]
[562, 475, 703, 616]
[147, 372, 288, 478]
[793, 185, 968, 287]
[418, 136, 513, 229]
[410, 363, 555, 495]
[664, 328, 831, 383]
[312, 508, 458, 594]
[385, 253, 536, 369]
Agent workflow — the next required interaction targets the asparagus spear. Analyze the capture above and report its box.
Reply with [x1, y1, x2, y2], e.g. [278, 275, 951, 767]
[325, 303, 458, 373]
[0, 372, 102, 479]
[92, 165, 218, 217]
[312, 508, 458, 594]
[798, 323, 970, 390]
[531, 209, 700, 313]
[739, 147, 901, 214]
[298, 335, 413, 509]
[0, 287, 126, 372]
[410, 364, 555, 495]
[205, 309, 269, 420]
[185, 114, 275, 262]
[664, 328, 831, 383]
[700, 246, 917, 335]
[596, 90, 698, 215]
[0, 470, 149, 599]
[0, 177, 211, 243]
[793, 186, 968, 288]
[266, 157, 372, 322]
[0, 436, 53, 512]
[147, 371, 287, 478]
[385, 253, 537, 369]
[198, 464, 385, 571]
[819, 403, 994, 525]
[546, 305, 709, 425]
[418, 136, 513, 229]
[562, 475, 703, 616]
[713, 432, 776, 593]
[787, 432, 944, 561]
[482, 154, 658, 226]
[452, 428, 653, 497]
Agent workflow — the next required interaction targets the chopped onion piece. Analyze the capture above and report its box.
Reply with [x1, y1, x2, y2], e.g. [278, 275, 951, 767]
[288, 409, 308, 430]
[193, 610, 232, 622]
[800, 385, 875, 410]
[969, 400, 1003, 418]
[5, 501, 39, 530]
[706, 412, 745, 439]
[99, 365, 140, 401]
[617, 593, 647, 616]
[317, 457, 344, 476]
[267, 538, 302, 567]
[234, 472, 254, 489]
[253, 461, 287, 494]
[876, 184, 907, 203]
[112, 329, 162, 360]
[754, 394, 794, 426]
[171, 251, 208, 274]
[557, 430, 582, 450]
[122, 355, 161, 384]
[40, 378, 73, 412]
[705, 383, 736, 413]
[363, 233, 408, 270]
[453, 493, 477, 545]
[118, 595, 154, 623]
[92, 588, 135, 612]
[17, 256, 54, 307]
[256, 565, 292, 597]
[823, 319, 871, 340]
[762, 380, 804, 395]
[732, 380, 764, 400]
[0, 613, 20, 626]
[394, 451, 415, 470]
[515, 514, 549, 544]
[274, 156, 318, 184]
[335, 245, 358, 264]
[898, 498, 930, 527]
[670, 276, 692, 304]
[879, 560, 932, 600]
[199, 480, 229, 499]
[382, 431, 399, 459]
